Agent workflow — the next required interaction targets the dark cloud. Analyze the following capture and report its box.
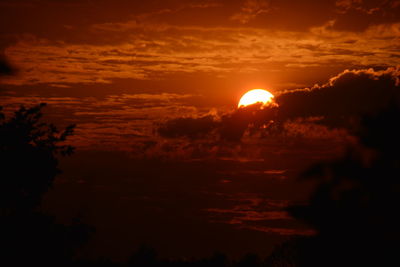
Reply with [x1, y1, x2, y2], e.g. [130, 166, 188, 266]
[276, 68, 400, 127]
[335, 0, 400, 15]
[231, 0, 272, 24]
[218, 104, 277, 141]
[43, 149, 318, 260]
[158, 115, 218, 139]
[158, 67, 400, 141]
[0, 56, 13, 76]
[333, 0, 400, 31]
[158, 104, 277, 142]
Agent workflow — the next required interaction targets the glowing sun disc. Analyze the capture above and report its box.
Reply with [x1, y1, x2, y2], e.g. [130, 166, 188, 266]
[238, 89, 274, 108]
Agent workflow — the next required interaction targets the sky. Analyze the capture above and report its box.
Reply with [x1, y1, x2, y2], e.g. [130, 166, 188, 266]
[1, 0, 400, 262]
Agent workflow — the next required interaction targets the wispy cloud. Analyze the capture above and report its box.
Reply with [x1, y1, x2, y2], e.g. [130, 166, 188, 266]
[3, 21, 400, 86]
[206, 195, 314, 236]
[0, 92, 200, 150]
[231, 0, 271, 24]
[335, 0, 399, 15]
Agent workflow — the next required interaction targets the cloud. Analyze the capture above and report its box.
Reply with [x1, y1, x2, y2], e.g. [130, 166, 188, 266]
[3, 18, 399, 86]
[335, 0, 400, 15]
[158, 103, 277, 142]
[0, 92, 200, 151]
[332, 0, 400, 31]
[335, 0, 376, 14]
[158, 115, 219, 139]
[158, 67, 400, 142]
[276, 67, 400, 126]
[244, 225, 315, 235]
[231, 0, 271, 24]
[206, 195, 314, 236]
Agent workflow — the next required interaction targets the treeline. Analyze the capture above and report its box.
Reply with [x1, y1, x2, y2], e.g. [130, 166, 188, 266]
[76, 247, 277, 267]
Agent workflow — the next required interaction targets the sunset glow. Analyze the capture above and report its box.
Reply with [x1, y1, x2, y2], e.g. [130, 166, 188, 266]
[238, 89, 274, 108]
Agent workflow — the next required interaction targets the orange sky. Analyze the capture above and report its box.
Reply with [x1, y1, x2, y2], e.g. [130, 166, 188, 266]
[1, 0, 400, 261]
[2, 0, 400, 89]
[1, 0, 399, 150]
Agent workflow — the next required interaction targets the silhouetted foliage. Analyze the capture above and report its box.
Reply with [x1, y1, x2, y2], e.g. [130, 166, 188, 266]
[236, 253, 262, 267]
[0, 104, 93, 266]
[128, 244, 159, 267]
[264, 237, 307, 267]
[0, 103, 75, 215]
[125, 247, 269, 267]
[272, 103, 400, 266]
[74, 258, 122, 267]
[200, 252, 229, 267]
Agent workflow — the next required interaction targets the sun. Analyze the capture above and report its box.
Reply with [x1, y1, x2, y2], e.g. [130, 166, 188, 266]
[238, 89, 274, 108]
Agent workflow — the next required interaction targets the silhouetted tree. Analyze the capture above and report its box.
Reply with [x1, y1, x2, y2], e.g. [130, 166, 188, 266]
[0, 104, 93, 266]
[273, 103, 400, 266]
[74, 258, 121, 267]
[200, 252, 229, 267]
[264, 238, 306, 267]
[0, 103, 75, 215]
[128, 245, 159, 267]
[236, 253, 262, 267]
